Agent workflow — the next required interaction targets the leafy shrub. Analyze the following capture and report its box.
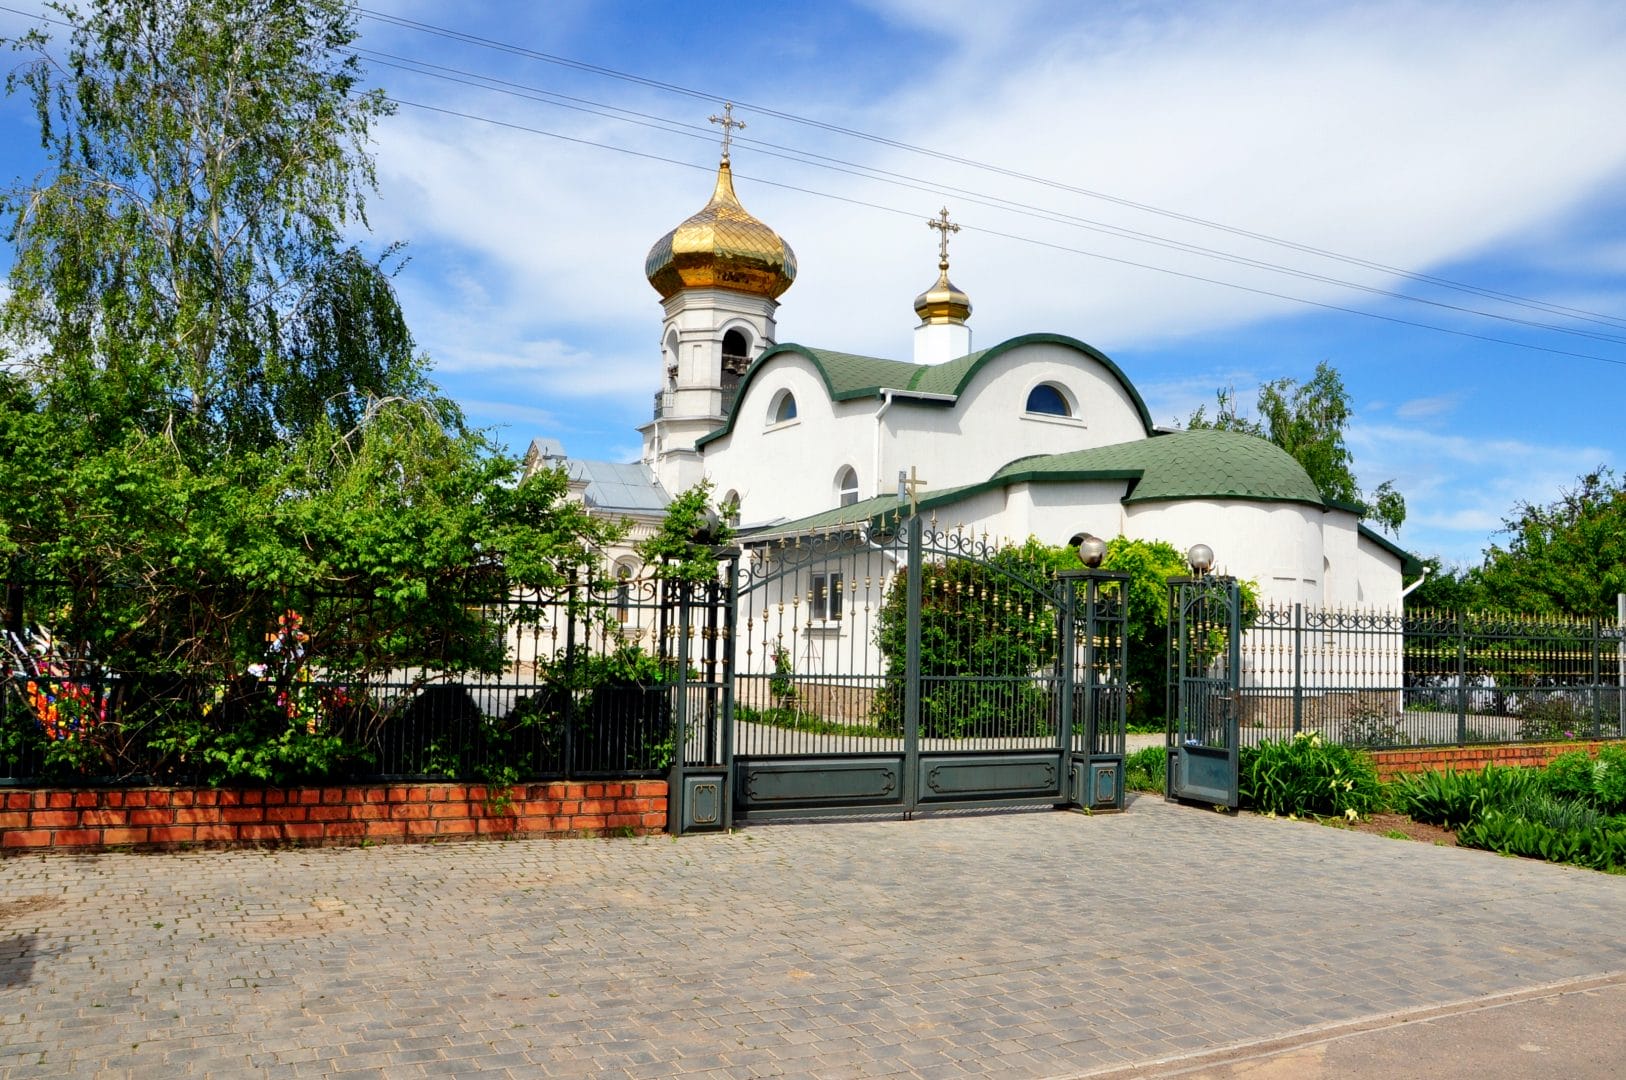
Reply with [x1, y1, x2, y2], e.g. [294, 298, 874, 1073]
[1123, 745, 1165, 794]
[1594, 746, 1626, 813]
[1518, 694, 1586, 742]
[1543, 751, 1599, 802]
[1540, 746, 1626, 814]
[1337, 697, 1410, 747]
[1457, 808, 1626, 871]
[871, 548, 1058, 739]
[1389, 764, 1543, 829]
[1238, 731, 1382, 818]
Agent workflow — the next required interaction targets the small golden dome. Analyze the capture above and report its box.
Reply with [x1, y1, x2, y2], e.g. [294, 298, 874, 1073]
[913, 262, 972, 324]
[645, 160, 796, 301]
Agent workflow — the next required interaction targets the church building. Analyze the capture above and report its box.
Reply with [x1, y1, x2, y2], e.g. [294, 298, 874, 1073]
[528, 125, 1417, 610]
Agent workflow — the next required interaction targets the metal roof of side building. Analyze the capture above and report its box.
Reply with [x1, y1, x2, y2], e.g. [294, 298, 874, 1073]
[524, 440, 670, 514]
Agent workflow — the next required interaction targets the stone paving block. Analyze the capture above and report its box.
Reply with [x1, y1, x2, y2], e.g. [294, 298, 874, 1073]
[2, 801, 1625, 1077]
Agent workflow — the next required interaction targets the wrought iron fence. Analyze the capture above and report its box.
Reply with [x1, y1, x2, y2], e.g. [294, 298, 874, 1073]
[0, 573, 712, 786]
[1240, 604, 1626, 747]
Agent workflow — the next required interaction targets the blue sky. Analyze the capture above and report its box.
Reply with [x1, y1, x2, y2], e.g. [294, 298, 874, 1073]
[1, 0, 1623, 569]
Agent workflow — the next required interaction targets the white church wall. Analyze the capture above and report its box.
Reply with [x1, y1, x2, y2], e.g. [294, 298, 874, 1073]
[1121, 498, 1327, 608]
[997, 481, 1131, 549]
[702, 354, 880, 523]
[951, 341, 1148, 453]
[1354, 529, 1405, 610]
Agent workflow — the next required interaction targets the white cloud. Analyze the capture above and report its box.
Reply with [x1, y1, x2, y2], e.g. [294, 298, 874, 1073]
[1393, 394, 1460, 420]
[1350, 421, 1613, 563]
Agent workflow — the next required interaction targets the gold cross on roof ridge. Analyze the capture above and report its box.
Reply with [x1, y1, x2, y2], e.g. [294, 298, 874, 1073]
[709, 102, 746, 162]
[926, 207, 960, 268]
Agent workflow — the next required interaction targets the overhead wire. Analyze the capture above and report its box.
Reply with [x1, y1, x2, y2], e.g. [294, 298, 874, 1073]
[384, 95, 1626, 369]
[355, 5, 1626, 335]
[356, 47, 1626, 350]
[1, 0, 1622, 365]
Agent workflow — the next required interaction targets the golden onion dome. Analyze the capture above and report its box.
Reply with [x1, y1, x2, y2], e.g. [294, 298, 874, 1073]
[645, 160, 796, 301]
[913, 261, 972, 324]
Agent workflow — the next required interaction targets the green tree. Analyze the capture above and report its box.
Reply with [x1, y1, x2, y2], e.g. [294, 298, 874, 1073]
[1187, 362, 1406, 534]
[0, 1, 618, 781]
[1477, 468, 1625, 616]
[1, 0, 416, 450]
[871, 538, 1060, 739]
[636, 481, 735, 583]
[1404, 556, 1487, 613]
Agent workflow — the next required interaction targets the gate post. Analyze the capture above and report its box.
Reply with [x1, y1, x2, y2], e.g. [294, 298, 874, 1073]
[1454, 612, 1468, 746]
[719, 551, 739, 831]
[1058, 573, 1076, 805]
[901, 514, 924, 818]
[1291, 602, 1304, 736]
[667, 578, 692, 835]
[1590, 616, 1603, 740]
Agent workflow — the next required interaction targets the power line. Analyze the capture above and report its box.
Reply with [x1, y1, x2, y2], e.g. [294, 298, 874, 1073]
[3, 0, 1622, 366]
[356, 48, 1626, 350]
[383, 95, 1626, 370]
[355, 5, 1626, 335]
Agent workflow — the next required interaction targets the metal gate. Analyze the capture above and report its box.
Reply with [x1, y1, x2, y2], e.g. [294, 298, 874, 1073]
[1165, 575, 1242, 807]
[668, 514, 1128, 832]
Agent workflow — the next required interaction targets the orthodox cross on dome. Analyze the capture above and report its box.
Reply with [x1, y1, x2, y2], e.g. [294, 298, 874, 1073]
[709, 101, 746, 163]
[927, 207, 960, 269]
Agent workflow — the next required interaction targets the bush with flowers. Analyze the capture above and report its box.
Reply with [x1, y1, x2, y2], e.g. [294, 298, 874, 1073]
[1, 626, 114, 773]
[1238, 730, 1383, 819]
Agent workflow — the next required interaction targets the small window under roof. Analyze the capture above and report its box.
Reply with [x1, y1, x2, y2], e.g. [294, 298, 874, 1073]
[1026, 383, 1071, 417]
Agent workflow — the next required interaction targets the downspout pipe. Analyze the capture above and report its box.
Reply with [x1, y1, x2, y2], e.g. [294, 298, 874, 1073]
[1400, 565, 1430, 600]
[874, 389, 896, 499]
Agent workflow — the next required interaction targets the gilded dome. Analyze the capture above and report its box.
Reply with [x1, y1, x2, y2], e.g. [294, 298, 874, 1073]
[645, 161, 796, 301]
[913, 263, 972, 324]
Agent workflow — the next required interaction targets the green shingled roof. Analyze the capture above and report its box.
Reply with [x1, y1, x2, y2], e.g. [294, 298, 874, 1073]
[745, 484, 980, 537]
[695, 332, 1156, 448]
[993, 429, 1326, 505]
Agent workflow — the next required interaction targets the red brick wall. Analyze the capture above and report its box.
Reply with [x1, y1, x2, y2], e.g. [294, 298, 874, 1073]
[0, 780, 667, 852]
[1370, 741, 1614, 781]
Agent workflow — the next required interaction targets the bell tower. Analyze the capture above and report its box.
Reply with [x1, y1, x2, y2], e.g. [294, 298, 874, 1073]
[639, 104, 797, 494]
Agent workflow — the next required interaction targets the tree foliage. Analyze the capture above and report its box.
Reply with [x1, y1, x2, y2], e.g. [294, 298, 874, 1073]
[1, 0, 416, 450]
[868, 535, 1259, 733]
[0, 1, 621, 781]
[1187, 361, 1406, 534]
[1477, 468, 1626, 616]
[871, 538, 1060, 739]
[636, 480, 734, 583]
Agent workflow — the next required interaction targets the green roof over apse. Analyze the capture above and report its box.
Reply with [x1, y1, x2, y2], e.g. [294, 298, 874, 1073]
[993, 429, 1327, 506]
[751, 429, 1422, 574]
[695, 332, 1157, 448]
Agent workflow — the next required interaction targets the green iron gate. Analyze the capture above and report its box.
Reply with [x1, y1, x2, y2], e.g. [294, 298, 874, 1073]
[668, 514, 1128, 833]
[1165, 575, 1242, 808]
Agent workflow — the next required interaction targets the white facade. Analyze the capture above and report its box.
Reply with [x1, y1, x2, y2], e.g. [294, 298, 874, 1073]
[536, 159, 1415, 616]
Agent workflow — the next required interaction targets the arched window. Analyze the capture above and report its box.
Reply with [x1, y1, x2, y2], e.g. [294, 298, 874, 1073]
[721, 490, 741, 527]
[835, 467, 859, 507]
[769, 389, 797, 425]
[1025, 383, 1072, 417]
[722, 328, 751, 366]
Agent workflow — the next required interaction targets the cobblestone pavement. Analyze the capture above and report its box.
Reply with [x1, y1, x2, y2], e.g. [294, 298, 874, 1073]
[0, 795, 1623, 1078]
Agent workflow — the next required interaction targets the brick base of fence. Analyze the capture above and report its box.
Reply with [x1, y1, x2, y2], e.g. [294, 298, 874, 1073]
[0, 779, 668, 853]
[1369, 741, 1612, 781]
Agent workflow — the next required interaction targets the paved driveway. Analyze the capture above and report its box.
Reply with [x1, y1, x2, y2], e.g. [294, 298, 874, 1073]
[0, 795, 1623, 1078]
